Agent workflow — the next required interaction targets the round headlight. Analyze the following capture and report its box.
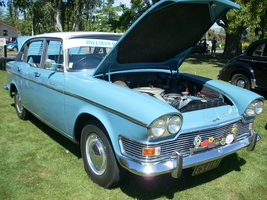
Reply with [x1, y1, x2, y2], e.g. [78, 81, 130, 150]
[244, 99, 264, 117]
[150, 119, 166, 138]
[255, 100, 264, 115]
[245, 108, 255, 117]
[167, 115, 182, 134]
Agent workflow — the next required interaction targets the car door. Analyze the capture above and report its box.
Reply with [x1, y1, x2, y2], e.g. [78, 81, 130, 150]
[33, 39, 67, 133]
[13, 40, 44, 113]
[251, 43, 267, 88]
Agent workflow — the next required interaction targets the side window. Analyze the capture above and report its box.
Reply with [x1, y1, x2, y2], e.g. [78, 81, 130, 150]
[43, 40, 63, 70]
[27, 41, 43, 67]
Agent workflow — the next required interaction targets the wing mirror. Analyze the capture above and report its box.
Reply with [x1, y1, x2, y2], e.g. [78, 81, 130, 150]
[44, 59, 64, 71]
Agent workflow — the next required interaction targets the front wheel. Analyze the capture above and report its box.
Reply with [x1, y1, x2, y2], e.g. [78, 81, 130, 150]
[81, 121, 122, 188]
[231, 73, 251, 90]
[14, 91, 28, 120]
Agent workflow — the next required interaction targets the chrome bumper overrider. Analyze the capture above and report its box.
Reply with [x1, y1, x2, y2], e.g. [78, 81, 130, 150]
[118, 130, 260, 178]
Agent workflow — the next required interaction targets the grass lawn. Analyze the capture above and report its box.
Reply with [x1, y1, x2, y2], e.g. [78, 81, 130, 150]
[1, 55, 267, 200]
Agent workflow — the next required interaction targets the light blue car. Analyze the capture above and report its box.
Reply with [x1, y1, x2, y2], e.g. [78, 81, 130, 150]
[4, 0, 264, 188]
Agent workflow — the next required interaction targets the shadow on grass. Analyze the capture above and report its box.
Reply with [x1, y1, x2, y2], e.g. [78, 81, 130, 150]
[120, 153, 245, 199]
[31, 117, 81, 158]
[185, 55, 229, 68]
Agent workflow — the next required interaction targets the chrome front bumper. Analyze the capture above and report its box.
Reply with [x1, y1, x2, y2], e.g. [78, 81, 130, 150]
[118, 130, 260, 178]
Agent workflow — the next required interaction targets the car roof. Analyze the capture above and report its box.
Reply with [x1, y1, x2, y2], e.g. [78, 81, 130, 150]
[245, 39, 267, 56]
[30, 32, 123, 40]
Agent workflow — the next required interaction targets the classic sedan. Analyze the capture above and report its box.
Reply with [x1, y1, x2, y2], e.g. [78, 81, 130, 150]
[218, 39, 267, 91]
[4, 0, 264, 188]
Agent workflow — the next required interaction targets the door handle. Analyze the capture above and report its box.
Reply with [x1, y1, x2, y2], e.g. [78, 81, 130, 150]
[49, 82, 57, 86]
[34, 72, 41, 77]
[17, 67, 21, 72]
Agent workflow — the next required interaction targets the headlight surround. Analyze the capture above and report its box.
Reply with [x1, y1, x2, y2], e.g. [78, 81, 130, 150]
[244, 99, 264, 117]
[148, 114, 182, 138]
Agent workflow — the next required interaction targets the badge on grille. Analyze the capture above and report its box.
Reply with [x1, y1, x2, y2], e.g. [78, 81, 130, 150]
[226, 134, 234, 144]
[194, 135, 202, 148]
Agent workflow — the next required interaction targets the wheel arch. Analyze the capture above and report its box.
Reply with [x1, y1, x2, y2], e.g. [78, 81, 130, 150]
[9, 83, 18, 97]
[74, 113, 111, 145]
[227, 63, 256, 83]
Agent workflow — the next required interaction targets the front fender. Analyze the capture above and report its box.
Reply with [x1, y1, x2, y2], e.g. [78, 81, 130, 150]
[73, 105, 148, 156]
[205, 79, 263, 116]
[220, 61, 256, 82]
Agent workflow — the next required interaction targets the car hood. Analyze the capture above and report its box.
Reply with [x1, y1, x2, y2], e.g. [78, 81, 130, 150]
[94, 0, 239, 75]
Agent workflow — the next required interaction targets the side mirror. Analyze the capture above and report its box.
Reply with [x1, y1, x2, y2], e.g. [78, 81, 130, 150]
[44, 59, 64, 71]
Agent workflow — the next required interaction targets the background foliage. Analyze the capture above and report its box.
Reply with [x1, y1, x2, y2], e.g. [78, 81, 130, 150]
[1, 0, 267, 58]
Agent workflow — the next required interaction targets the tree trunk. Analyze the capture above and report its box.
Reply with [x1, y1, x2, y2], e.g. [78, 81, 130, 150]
[54, 0, 63, 32]
[55, 9, 63, 32]
[222, 26, 244, 60]
[72, 0, 82, 31]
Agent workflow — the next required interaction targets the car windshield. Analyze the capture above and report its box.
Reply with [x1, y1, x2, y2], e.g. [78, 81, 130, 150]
[65, 38, 117, 71]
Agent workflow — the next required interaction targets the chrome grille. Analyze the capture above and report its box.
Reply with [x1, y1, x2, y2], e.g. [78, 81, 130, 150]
[120, 121, 250, 161]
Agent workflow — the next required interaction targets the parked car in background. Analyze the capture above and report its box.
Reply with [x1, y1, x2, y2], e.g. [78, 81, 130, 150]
[6, 37, 17, 44]
[6, 42, 18, 51]
[4, 0, 264, 189]
[218, 39, 267, 91]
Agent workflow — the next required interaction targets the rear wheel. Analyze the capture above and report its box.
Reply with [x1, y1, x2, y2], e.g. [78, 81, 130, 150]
[231, 73, 251, 90]
[14, 91, 28, 120]
[81, 120, 121, 188]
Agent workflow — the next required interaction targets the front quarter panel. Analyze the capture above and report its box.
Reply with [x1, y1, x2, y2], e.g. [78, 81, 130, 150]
[219, 59, 255, 82]
[205, 78, 263, 115]
[183, 73, 263, 116]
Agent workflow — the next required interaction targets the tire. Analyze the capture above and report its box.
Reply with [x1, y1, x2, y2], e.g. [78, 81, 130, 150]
[81, 120, 121, 188]
[14, 91, 28, 120]
[231, 73, 251, 90]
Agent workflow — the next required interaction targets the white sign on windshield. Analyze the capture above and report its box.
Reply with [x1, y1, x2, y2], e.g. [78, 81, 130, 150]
[64, 39, 117, 49]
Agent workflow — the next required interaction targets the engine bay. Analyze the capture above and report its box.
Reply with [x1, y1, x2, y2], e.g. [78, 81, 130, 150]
[109, 72, 231, 112]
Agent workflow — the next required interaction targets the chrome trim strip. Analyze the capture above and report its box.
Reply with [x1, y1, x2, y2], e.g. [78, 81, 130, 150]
[7, 70, 148, 127]
[64, 91, 148, 127]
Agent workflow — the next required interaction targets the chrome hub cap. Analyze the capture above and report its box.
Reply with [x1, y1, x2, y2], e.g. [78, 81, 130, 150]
[236, 79, 245, 88]
[15, 94, 23, 113]
[86, 133, 107, 175]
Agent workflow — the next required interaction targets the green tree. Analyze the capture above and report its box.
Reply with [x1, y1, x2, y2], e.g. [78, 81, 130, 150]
[85, 0, 121, 32]
[117, 0, 153, 31]
[217, 0, 267, 59]
[7, 0, 104, 34]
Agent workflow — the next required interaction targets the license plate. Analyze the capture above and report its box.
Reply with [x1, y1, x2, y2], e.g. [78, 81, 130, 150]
[192, 159, 222, 176]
